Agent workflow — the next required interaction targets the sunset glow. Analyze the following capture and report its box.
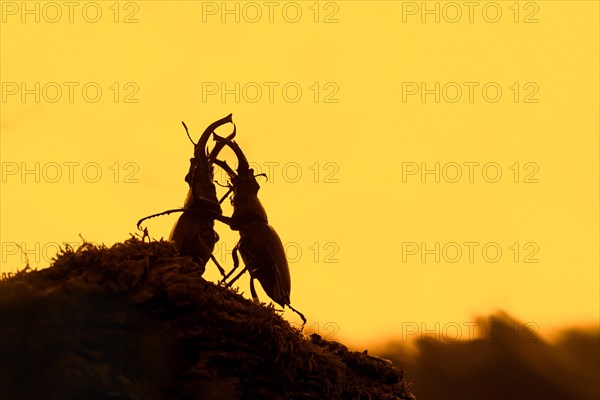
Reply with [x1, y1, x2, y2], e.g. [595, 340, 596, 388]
[1, 1, 598, 351]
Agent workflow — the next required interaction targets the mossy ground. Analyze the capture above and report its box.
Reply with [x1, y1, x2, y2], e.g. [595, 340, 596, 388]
[0, 238, 416, 400]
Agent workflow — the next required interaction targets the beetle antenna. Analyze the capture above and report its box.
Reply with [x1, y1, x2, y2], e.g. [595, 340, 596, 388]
[181, 121, 196, 146]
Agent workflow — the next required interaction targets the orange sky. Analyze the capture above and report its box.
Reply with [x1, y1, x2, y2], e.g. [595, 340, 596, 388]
[1, 1, 598, 349]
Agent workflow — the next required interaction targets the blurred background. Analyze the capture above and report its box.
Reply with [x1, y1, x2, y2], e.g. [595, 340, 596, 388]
[1, 2, 598, 398]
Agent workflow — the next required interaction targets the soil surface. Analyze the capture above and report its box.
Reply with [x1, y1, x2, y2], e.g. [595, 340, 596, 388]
[0, 238, 416, 400]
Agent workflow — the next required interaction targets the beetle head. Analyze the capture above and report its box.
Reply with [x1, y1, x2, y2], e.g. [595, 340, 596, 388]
[182, 114, 235, 187]
[212, 133, 261, 198]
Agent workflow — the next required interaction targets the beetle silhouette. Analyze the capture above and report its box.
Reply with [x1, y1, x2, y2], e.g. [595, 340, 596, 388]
[137, 114, 236, 275]
[211, 133, 306, 326]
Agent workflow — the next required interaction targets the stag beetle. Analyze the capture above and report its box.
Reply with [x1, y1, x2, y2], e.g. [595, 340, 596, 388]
[137, 114, 236, 275]
[210, 132, 306, 326]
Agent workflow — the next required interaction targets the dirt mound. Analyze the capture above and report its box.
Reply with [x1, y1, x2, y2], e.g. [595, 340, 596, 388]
[0, 238, 416, 400]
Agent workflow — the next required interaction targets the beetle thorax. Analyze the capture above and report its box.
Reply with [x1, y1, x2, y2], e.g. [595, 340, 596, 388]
[232, 194, 268, 223]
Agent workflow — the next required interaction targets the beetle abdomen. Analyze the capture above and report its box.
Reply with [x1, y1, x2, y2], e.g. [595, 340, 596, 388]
[169, 210, 218, 270]
[238, 223, 291, 307]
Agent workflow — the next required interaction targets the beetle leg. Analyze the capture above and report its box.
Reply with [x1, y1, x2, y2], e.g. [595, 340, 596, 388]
[212, 213, 233, 225]
[225, 244, 247, 286]
[230, 242, 241, 276]
[250, 277, 259, 302]
[208, 254, 226, 276]
[226, 266, 248, 287]
[195, 237, 225, 277]
[287, 304, 307, 327]
[220, 242, 241, 284]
